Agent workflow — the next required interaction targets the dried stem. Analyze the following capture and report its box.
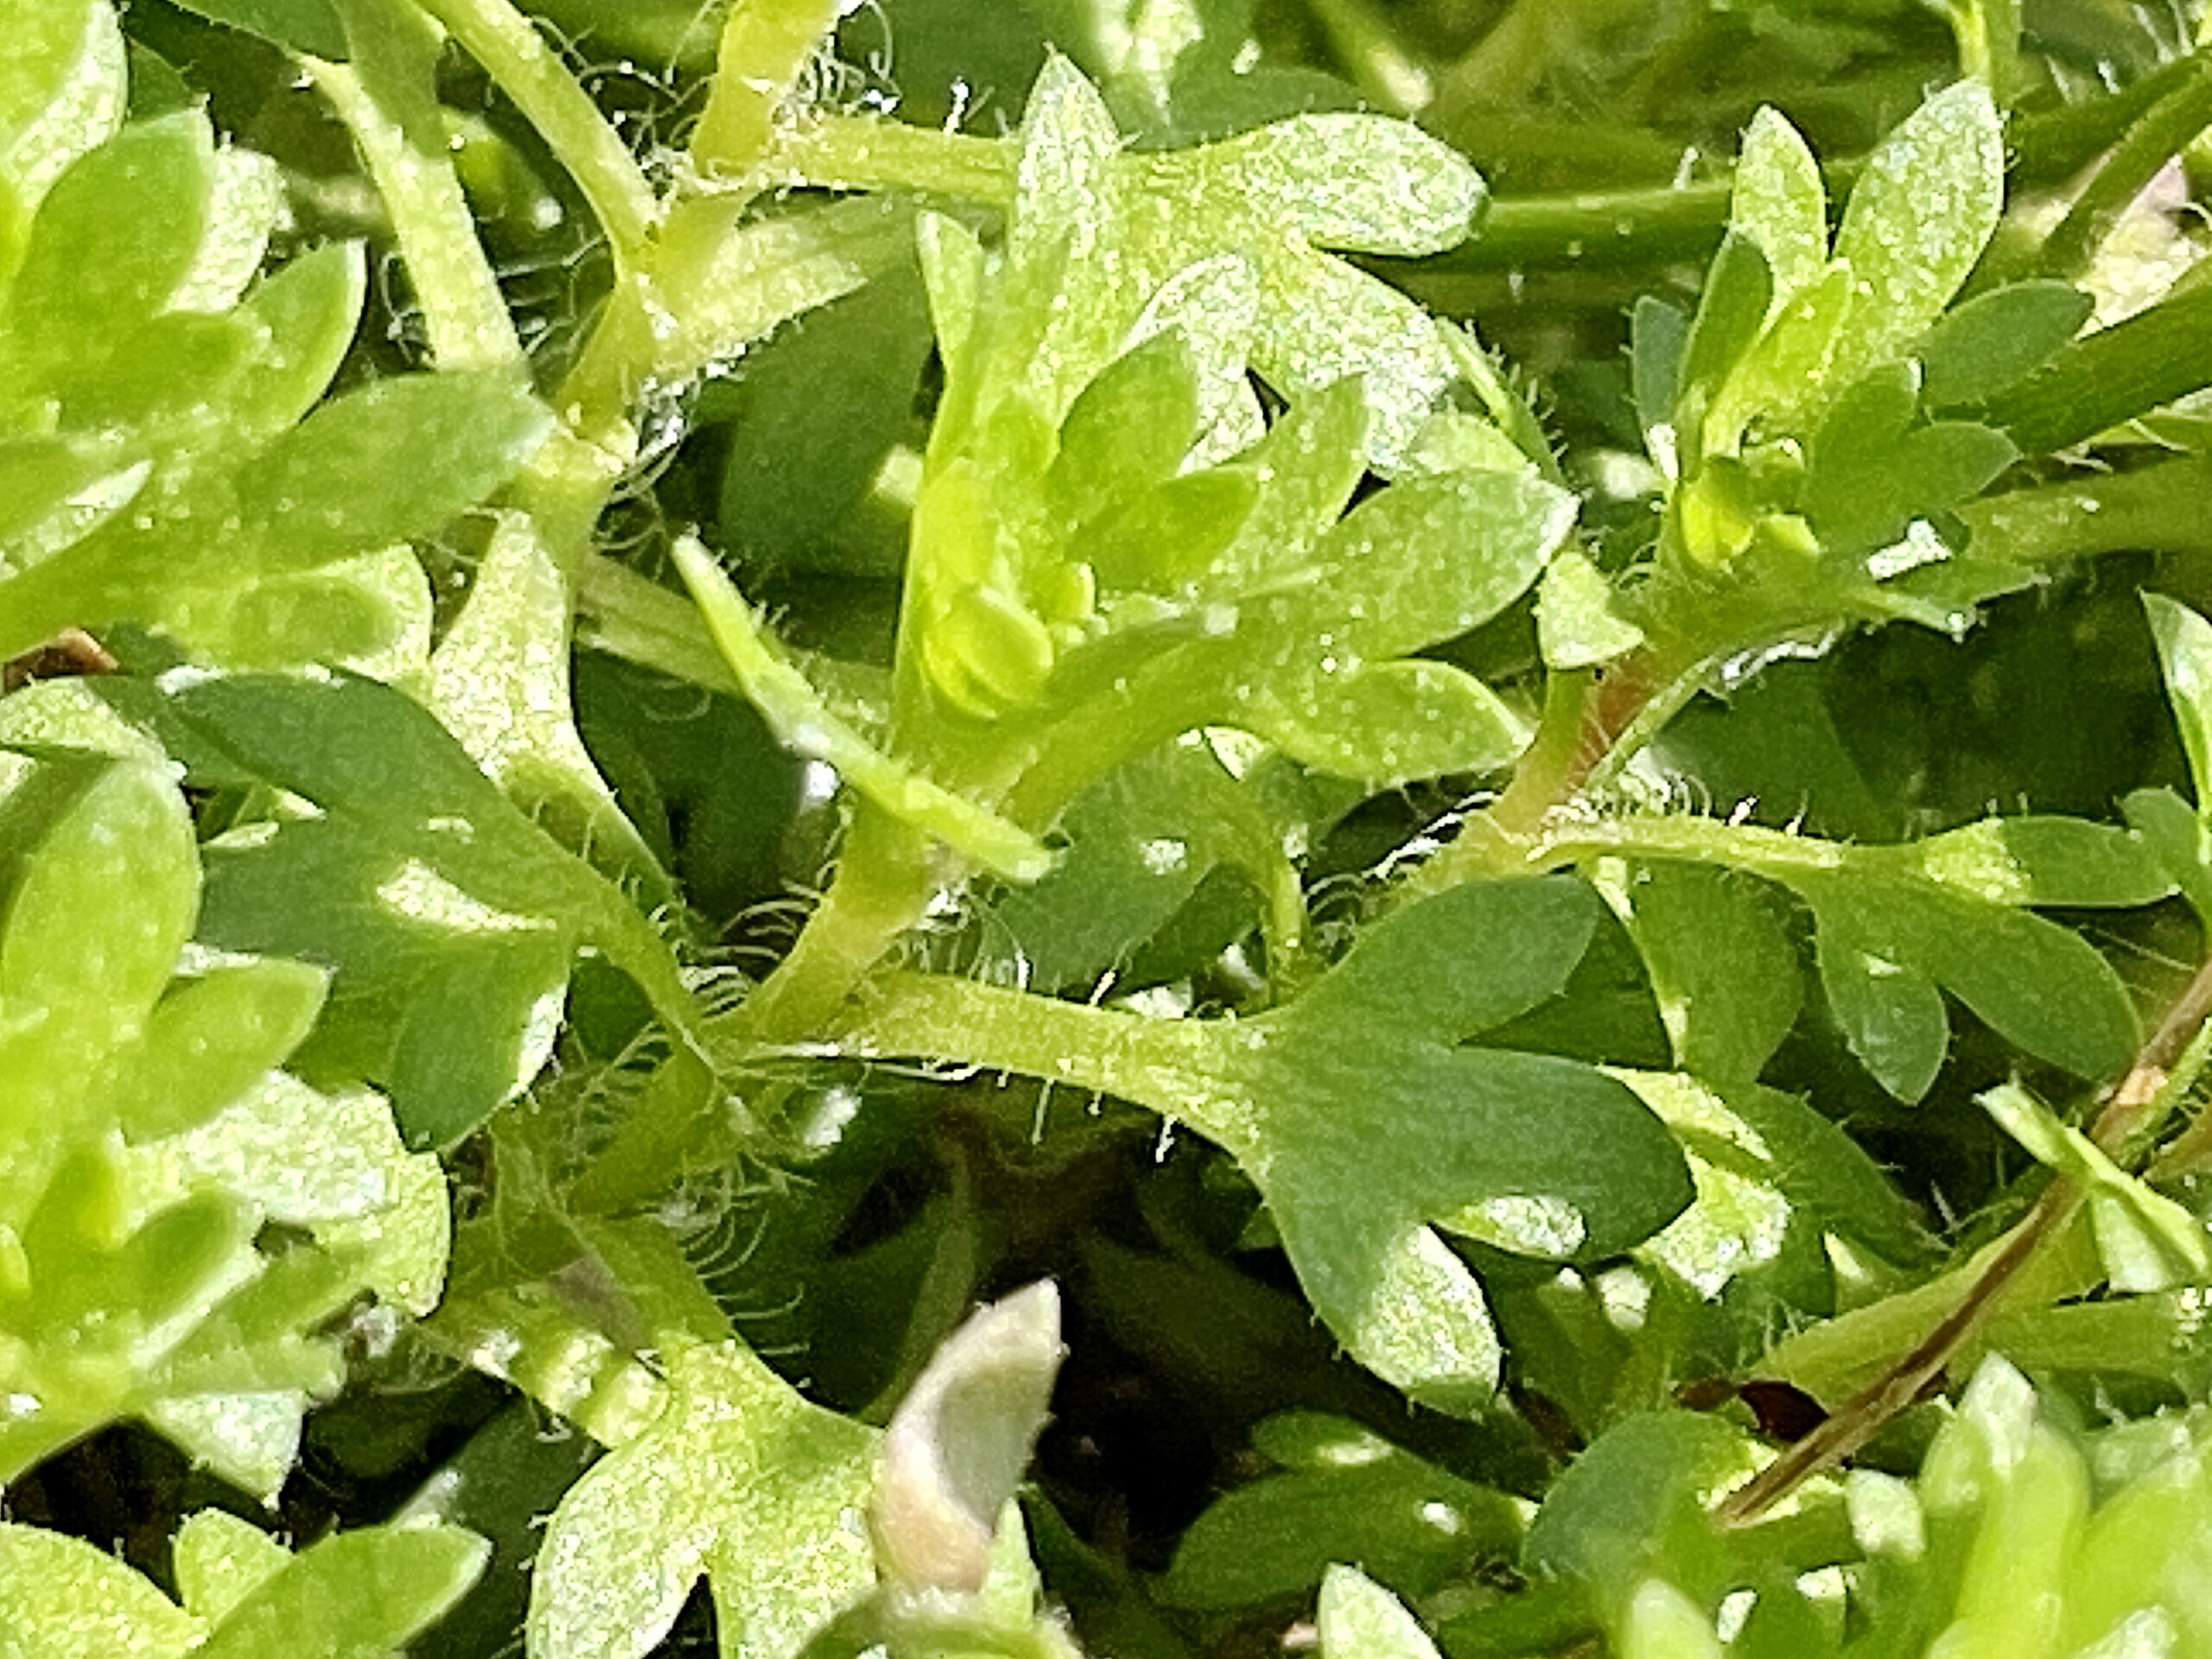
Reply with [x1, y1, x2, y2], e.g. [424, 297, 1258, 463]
[1720, 949, 2212, 1526]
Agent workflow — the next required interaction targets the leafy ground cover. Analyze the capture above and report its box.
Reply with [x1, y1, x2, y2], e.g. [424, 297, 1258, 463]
[18, 0, 2212, 1655]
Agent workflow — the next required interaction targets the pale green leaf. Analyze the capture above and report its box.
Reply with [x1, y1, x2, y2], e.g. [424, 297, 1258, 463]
[1981, 1083, 2211, 1293]
[0, 1524, 201, 1659]
[1243, 657, 1529, 787]
[1538, 549, 1646, 671]
[1828, 79, 2005, 387]
[172, 1510, 289, 1626]
[429, 511, 664, 887]
[1317, 1565, 1444, 1659]
[0, 0, 126, 222]
[1731, 107, 1827, 306]
[192, 1523, 487, 1659]
[529, 1340, 877, 1659]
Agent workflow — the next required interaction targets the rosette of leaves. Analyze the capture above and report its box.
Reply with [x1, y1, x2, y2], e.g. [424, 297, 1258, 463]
[1545, 79, 2103, 682]
[0, 747, 446, 1499]
[676, 58, 1567, 915]
[0, 0, 547, 674]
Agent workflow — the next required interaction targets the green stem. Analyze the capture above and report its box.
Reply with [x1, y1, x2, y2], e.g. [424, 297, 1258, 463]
[565, 1047, 728, 1217]
[772, 115, 1017, 202]
[830, 969, 1253, 1154]
[410, 0, 658, 264]
[2018, 48, 2212, 287]
[306, 50, 522, 373]
[689, 0, 849, 186]
[1961, 457, 2212, 564]
[575, 553, 740, 693]
[1727, 949, 2212, 1523]
[1305, 0, 1435, 116]
[714, 805, 944, 1046]
[1402, 646, 1688, 898]
[1407, 66, 2188, 281]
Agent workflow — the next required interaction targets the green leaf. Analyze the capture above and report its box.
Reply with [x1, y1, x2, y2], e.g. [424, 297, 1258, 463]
[1730, 107, 1827, 306]
[0, 0, 125, 226]
[673, 536, 1056, 883]
[0, 1515, 484, 1659]
[1616, 861, 1800, 1084]
[0, 1523, 201, 1658]
[1980, 1083, 2210, 1293]
[1244, 657, 1529, 787]
[981, 737, 1312, 992]
[3, 111, 213, 381]
[191, 1523, 487, 1659]
[235, 372, 551, 565]
[1675, 233, 1773, 435]
[1521, 1411, 1755, 1623]
[1317, 1565, 1445, 1659]
[1800, 366, 2019, 556]
[0, 757, 197, 1222]
[1291, 875, 1600, 1043]
[1079, 466, 1260, 592]
[1538, 549, 1646, 671]
[226, 239, 368, 443]
[161, 0, 349, 60]
[1827, 79, 2005, 389]
[999, 56, 1491, 467]
[1913, 280, 2092, 410]
[1214, 467, 1573, 752]
[1162, 1415, 1522, 1611]
[155, 671, 696, 1147]
[109, 959, 328, 1141]
[1799, 871, 2139, 1101]
[1050, 328, 1205, 526]
[2145, 592, 2212, 816]
[172, 1511, 289, 1625]
[1237, 883, 1694, 1408]
[428, 511, 667, 891]
[528, 1340, 878, 1659]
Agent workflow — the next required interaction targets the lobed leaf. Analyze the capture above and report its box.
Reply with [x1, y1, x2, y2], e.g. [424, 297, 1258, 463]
[528, 1340, 877, 1659]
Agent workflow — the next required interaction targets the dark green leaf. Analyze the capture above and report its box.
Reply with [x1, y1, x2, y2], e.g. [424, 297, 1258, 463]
[1161, 1414, 1521, 1610]
[1914, 281, 2092, 409]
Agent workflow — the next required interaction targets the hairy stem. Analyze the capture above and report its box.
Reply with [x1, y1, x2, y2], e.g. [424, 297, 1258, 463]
[1399, 645, 1682, 897]
[689, 0, 850, 187]
[714, 806, 944, 1046]
[306, 47, 522, 373]
[773, 115, 1019, 202]
[410, 0, 658, 264]
[830, 969, 1250, 1153]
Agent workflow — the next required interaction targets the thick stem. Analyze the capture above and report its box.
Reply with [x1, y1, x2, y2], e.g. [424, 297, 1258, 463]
[1306, 0, 1434, 116]
[772, 116, 1018, 202]
[830, 969, 1253, 1154]
[1400, 647, 1677, 898]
